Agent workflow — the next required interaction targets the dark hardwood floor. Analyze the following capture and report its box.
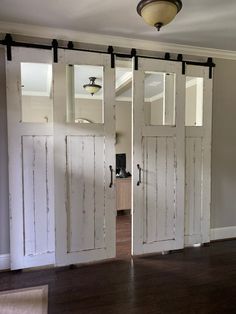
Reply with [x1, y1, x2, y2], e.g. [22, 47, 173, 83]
[1, 215, 236, 313]
[116, 212, 131, 258]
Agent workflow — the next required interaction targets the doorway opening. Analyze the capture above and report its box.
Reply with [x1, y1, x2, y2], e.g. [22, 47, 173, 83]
[115, 61, 132, 258]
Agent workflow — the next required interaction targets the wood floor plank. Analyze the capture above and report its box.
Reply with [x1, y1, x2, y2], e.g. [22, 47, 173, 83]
[1, 215, 236, 314]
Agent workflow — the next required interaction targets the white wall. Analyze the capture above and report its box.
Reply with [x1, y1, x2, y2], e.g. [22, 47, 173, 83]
[185, 85, 197, 126]
[75, 98, 103, 123]
[115, 101, 131, 172]
[211, 58, 236, 228]
[22, 95, 53, 122]
[150, 98, 163, 125]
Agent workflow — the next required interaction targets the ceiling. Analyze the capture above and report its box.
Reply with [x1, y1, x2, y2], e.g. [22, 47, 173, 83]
[0, 0, 236, 51]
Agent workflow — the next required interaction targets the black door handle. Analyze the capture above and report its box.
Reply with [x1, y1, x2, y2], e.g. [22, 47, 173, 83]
[137, 164, 142, 186]
[109, 165, 114, 188]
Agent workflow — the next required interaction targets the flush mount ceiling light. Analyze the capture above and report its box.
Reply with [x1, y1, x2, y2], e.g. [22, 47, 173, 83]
[137, 0, 183, 31]
[83, 77, 101, 96]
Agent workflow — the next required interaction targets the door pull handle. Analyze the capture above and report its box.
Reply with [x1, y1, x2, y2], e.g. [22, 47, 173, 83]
[109, 165, 114, 188]
[137, 164, 142, 186]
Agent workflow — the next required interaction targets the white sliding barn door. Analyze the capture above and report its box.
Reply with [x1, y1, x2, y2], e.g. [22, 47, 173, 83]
[184, 66, 212, 245]
[132, 58, 185, 255]
[6, 48, 55, 270]
[54, 50, 116, 266]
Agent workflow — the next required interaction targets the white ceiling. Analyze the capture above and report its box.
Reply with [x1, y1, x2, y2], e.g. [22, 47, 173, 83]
[1, 0, 236, 51]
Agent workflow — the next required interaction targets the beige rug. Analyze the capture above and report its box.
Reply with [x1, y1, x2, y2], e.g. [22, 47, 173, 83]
[0, 286, 48, 314]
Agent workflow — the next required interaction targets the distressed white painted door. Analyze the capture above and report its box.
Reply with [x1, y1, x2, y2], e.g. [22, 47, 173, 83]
[6, 48, 55, 270]
[132, 58, 185, 255]
[54, 49, 116, 266]
[184, 65, 212, 245]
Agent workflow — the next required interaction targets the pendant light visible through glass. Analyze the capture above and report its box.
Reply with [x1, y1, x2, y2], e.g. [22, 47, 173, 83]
[137, 0, 183, 31]
[83, 77, 102, 96]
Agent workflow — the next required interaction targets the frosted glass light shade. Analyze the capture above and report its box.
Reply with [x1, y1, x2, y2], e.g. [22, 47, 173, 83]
[84, 85, 101, 95]
[83, 77, 101, 96]
[137, 0, 182, 31]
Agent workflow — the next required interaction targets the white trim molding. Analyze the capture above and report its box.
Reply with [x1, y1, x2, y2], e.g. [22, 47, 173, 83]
[0, 21, 236, 60]
[0, 254, 10, 270]
[210, 226, 236, 241]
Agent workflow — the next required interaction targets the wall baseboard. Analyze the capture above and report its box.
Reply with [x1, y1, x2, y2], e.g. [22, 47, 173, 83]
[210, 226, 236, 241]
[0, 228, 235, 271]
[0, 254, 10, 270]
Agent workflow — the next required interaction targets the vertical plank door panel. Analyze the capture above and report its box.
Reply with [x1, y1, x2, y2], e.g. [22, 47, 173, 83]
[145, 137, 157, 244]
[156, 137, 168, 242]
[94, 136, 106, 249]
[34, 136, 48, 255]
[82, 136, 95, 251]
[166, 137, 176, 240]
[46, 136, 55, 253]
[22, 136, 36, 256]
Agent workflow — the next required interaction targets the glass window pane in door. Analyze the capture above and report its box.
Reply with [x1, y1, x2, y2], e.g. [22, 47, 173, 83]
[144, 71, 176, 126]
[66, 65, 104, 124]
[185, 76, 203, 126]
[21, 63, 53, 123]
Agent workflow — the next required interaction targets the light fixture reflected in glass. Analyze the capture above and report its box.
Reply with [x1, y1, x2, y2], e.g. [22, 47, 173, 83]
[137, 0, 183, 31]
[83, 77, 102, 96]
